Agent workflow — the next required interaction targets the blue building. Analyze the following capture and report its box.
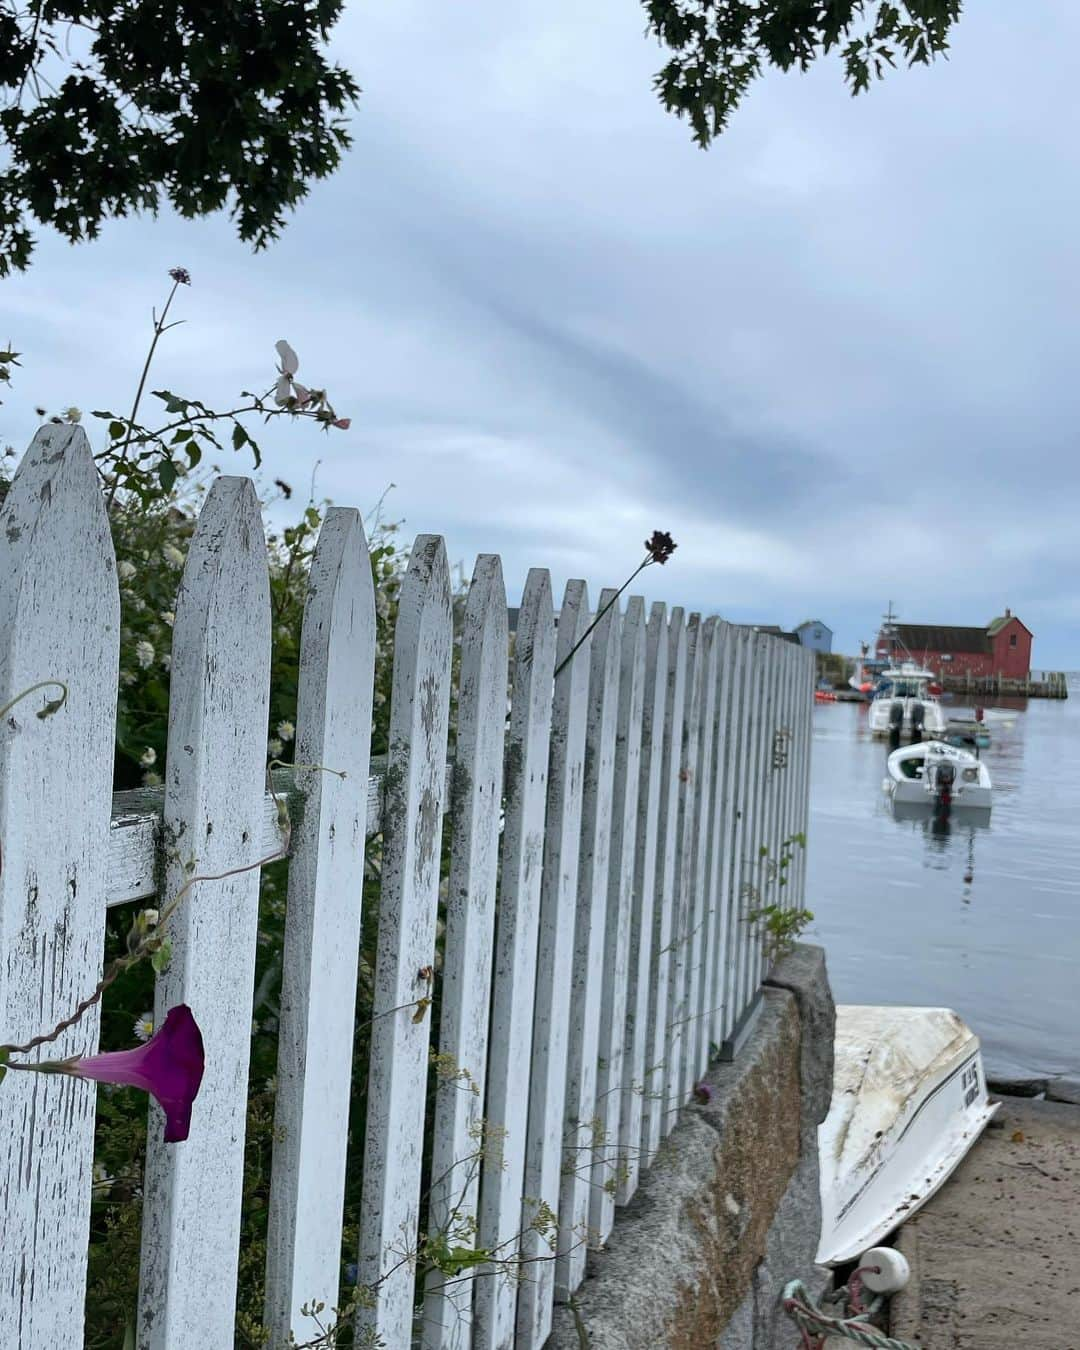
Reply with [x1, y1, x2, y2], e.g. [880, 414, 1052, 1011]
[795, 620, 833, 654]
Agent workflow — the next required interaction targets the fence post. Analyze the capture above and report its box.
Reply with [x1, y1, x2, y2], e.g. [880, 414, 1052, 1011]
[356, 536, 454, 1349]
[137, 477, 272, 1348]
[721, 628, 752, 1043]
[517, 581, 591, 1348]
[424, 555, 509, 1348]
[0, 427, 119, 1349]
[264, 508, 376, 1343]
[474, 569, 556, 1350]
[590, 594, 645, 1245]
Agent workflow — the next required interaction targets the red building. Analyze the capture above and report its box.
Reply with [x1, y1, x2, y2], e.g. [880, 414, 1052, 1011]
[875, 609, 1033, 680]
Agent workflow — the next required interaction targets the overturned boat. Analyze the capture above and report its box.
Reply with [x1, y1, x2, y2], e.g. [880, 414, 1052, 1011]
[884, 739, 992, 811]
[817, 1006, 998, 1266]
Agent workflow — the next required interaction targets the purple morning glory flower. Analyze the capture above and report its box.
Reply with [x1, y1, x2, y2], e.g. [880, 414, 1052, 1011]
[73, 1004, 205, 1142]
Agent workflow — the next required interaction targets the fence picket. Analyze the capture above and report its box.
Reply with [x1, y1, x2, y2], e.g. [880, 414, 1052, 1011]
[665, 609, 700, 1121]
[556, 591, 621, 1299]
[424, 556, 509, 1349]
[474, 569, 556, 1350]
[639, 604, 678, 1162]
[707, 623, 737, 1051]
[0, 427, 119, 1350]
[587, 591, 645, 1244]
[357, 535, 454, 1349]
[651, 608, 687, 1144]
[263, 508, 376, 1343]
[593, 594, 645, 1234]
[516, 582, 591, 1348]
[685, 617, 718, 1089]
[617, 597, 662, 1205]
[721, 628, 752, 1042]
[137, 477, 272, 1349]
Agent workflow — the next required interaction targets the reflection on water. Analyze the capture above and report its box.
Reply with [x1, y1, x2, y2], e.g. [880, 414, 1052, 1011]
[806, 678, 1080, 1079]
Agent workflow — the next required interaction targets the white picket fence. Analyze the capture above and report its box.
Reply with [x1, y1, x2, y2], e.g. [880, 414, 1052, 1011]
[0, 426, 813, 1350]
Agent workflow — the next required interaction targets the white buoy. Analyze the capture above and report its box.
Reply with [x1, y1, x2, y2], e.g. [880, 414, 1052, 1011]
[858, 1245, 911, 1293]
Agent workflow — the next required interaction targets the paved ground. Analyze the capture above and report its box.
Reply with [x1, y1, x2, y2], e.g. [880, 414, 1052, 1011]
[890, 1095, 1080, 1349]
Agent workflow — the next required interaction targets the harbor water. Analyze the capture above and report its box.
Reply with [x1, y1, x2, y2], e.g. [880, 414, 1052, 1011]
[807, 675, 1080, 1080]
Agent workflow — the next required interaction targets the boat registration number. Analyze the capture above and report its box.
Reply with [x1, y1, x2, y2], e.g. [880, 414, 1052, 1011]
[961, 1059, 980, 1108]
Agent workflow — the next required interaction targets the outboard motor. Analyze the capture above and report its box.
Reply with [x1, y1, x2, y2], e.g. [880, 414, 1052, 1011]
[933, 759, 955, 814]
[888, 700, 904, 730]
[910, 701, 925, 742]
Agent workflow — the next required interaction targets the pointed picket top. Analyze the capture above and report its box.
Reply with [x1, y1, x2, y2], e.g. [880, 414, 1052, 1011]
[358, 535, 454, 1350]
[264, 508, 376, 1343]
[517, 579, 591, 1348]
[424, 554, 509, 1348]
[591, 591, 646, 1240]
[137, 475, 272, 1349]
[0, 425, 119, 1349]
[475, 567, 556, 1350]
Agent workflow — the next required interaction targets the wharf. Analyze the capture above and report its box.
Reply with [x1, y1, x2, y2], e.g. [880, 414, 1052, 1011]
[938, 672, 1068, 699]
[890, 1094, 1080, 1348]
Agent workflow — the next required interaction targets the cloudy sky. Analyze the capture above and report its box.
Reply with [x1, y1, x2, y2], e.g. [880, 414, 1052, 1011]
[3, 2, 1079, 665]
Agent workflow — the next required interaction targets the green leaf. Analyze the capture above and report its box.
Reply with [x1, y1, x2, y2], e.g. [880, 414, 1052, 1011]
[157, 459, 178, 493]
[109, 420, 126, 440]
[186, 442, 202, 469]
[232, 424, 248, 451]
[170, 428, 193, 444]
[151, 938, 173, 975]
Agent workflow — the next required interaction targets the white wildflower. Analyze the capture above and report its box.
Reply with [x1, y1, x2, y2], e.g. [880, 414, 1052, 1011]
[163, 544, 185, 568]
[117, 560, 137, 581]
[268, 738, 283, 758]
[135, 639, 155, 668]
[139, 746, 156, 767]
[161, 653, 172, 673]
[276, 720, 295, 743]
[161, 610, 175, 626]
[141, 908, 159, 927]
[133, 1012, 154, 1043]
[64, 407, 82, 423]
[120, 670, 136, 687]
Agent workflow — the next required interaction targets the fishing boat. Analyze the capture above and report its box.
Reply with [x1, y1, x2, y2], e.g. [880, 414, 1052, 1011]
[867, 662, 947, 738]
[884, 740, 992, 811]
[816, 1006, 998, 1266]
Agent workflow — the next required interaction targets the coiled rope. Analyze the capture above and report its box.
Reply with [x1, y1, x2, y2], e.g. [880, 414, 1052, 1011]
[782, 1274, 919, 1350]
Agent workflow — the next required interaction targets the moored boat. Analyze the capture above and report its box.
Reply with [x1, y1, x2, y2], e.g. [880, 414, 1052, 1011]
[816, 1006, 998, 1266]
[884, 739, 992, 811]
[868, 662, 947, 738]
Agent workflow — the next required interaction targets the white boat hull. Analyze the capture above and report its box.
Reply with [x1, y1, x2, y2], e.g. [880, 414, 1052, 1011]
[869, 697, 947, 737]
[884, 739, 992, 811]
[817, 1006, 998, 1266]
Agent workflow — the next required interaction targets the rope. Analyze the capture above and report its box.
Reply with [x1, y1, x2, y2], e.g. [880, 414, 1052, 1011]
[782, 1279, 919, 1350]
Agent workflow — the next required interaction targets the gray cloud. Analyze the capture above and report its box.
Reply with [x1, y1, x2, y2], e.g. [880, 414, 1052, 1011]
[2, 0, 1078, 664]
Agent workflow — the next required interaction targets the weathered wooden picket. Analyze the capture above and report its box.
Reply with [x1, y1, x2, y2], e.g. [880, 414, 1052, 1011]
[0, 426, 813, 1350]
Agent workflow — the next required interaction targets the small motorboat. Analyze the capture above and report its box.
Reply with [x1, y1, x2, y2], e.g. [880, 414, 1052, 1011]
[816, 1006, 998, 1266]
[884, 739, 992, 811]
[944, 719, 991, 750]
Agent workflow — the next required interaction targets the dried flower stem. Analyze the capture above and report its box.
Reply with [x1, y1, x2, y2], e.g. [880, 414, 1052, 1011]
[552, 557, 650, 679]
[106, 275, 185, 510]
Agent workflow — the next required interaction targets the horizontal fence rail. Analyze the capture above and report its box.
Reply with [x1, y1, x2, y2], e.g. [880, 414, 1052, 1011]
[0, 426, 814, 1350]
